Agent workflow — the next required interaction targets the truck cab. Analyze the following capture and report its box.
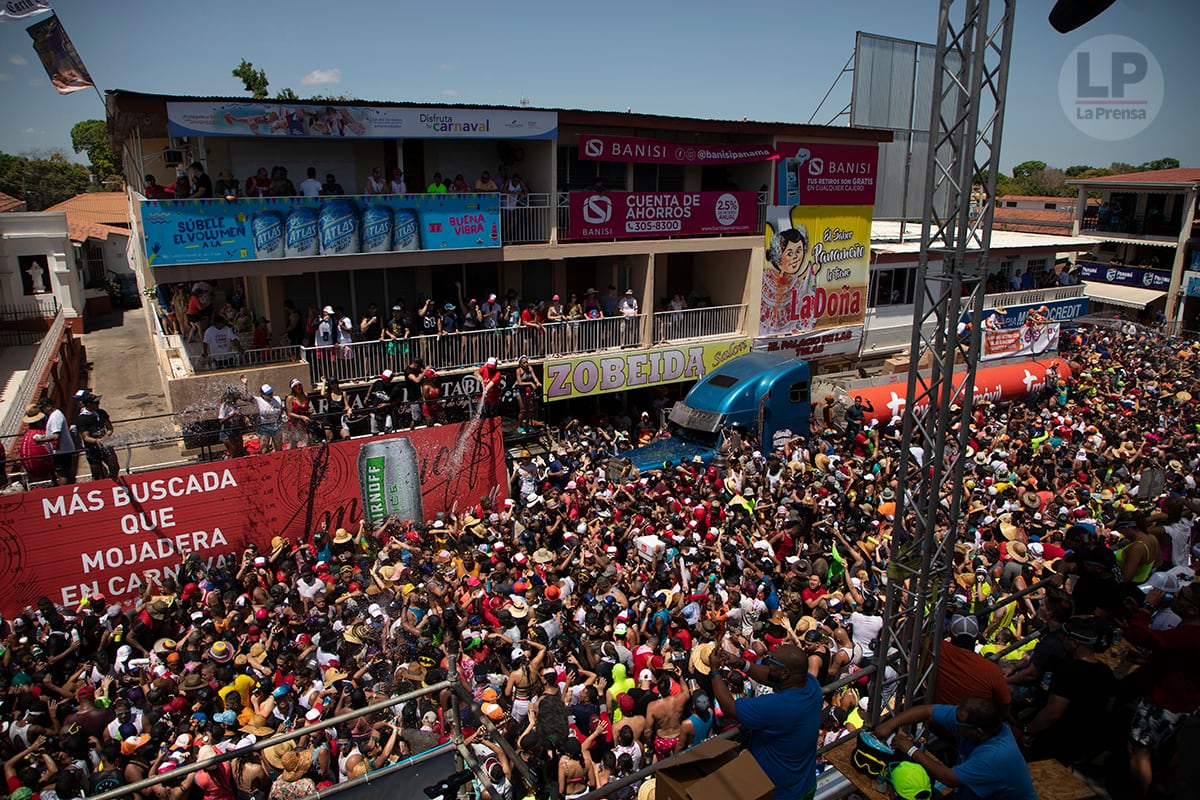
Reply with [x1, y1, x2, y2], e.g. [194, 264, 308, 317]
[628, 352, 811, 472]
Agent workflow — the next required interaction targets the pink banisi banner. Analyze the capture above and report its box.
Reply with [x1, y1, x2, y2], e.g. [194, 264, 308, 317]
[577, 134, 777, 165]
[775, 142, 879, 206]
[568, 191, 758, 240]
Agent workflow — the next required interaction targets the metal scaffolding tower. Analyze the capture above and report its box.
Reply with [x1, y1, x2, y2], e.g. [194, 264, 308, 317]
[869, 0, 1016, 719]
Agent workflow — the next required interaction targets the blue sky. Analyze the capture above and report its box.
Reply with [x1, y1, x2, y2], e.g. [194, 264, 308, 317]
[0, 0, 1196, 174]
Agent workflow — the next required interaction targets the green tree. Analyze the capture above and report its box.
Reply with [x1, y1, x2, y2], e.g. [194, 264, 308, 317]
[1109, 162, 1136, 174]
[70, 119, 123, 188]
[1139, 157, 1179, 172]
[232, 59, 269, 99]
[1011, 160, 1047, 179]
[275, 87, 299, 101]
[1064, 165, 1094, 178]
[0, 150, 90, 210]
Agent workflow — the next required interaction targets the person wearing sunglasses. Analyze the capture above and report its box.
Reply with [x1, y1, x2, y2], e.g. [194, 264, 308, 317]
[871, 696, 1036, 800]
[705, 645, 821, 800]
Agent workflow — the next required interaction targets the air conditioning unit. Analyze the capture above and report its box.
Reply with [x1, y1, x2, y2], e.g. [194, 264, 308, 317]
[162, 149, 185, 168]
[169, 136, 189, 149]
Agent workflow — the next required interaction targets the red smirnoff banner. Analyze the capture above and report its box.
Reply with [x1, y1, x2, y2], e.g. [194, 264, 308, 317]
[0, 419, 506, 616]
[568, 191, 758, 240]
[578, 134, 777, 165]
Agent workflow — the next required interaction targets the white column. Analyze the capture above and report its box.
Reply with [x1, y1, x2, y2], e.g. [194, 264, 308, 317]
[1165, 186, 1197, 324]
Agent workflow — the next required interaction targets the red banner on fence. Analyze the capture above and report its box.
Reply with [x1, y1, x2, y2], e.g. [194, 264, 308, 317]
[0, 419, 506, 616]
[577, 134, 777, 165]
[568, 191, 758, 240]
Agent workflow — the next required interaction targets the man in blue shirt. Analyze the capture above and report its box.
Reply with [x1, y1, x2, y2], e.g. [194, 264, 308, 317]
[707, 644, 822, 800]
[874, 697, 1036, 799]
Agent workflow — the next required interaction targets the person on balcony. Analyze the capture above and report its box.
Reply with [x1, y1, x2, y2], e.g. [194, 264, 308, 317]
[252, 383, 284, 454]
[364, 167, 386, 195]
[389, 168, 407, 195]
[203, 315, 237, 369]
[480, 293, 501, 330]
[474, 171, 498, 192]
[298, 167, 322, 198]
[618, 289, 639, 348]
[187, 162, 212, 199]
[516, 356, 542, 434]
[545, 294, 566, 356]
[477, 357, 503, 419]
[427, 173, 448, 194]
[284, 379, 316, 448]
[450, 174, 471, 193]
[382, 304, 410, 364]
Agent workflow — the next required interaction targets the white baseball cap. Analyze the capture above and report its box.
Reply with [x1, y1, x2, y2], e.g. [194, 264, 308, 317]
[486, 357, 497, 366]
[322, 305, 334, 314]
[260, 384, 273, 395]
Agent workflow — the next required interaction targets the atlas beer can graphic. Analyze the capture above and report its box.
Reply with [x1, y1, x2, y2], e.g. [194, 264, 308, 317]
[319, 199, 361, 255]
[284, 207, 319, 258]
[251, 211, 284, 259]
[394, 209, 420, 251]
[358, 437, 422, 528]
[361, 205, 393, 253]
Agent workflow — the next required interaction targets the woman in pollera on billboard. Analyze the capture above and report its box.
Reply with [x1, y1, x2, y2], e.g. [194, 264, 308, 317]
[761, 214, 816, 335]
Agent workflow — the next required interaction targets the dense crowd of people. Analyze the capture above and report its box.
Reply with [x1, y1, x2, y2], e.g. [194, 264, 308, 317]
[1, 321, 1197, 800]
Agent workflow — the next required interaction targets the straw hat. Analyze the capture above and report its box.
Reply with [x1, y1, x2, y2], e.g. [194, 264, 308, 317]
[1020, 492, 1042, 511]
[324, 667, 348, 684]
[333, 528, 353, 545]
[531, 548, 555, 564]
[269, 536, 285, 558]
[22, 404, 46, 425]
[263, 740, 296, 770]
[1008, 541, 1030, 563]
[999, 521, 1021, 541]
[508, 598, 529, 619]
[279, 750, 311, 783]
[239, 714, 274, 737]
[402, 662, 427, 683]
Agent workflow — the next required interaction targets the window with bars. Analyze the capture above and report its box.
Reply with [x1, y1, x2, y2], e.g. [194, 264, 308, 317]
[1026, 258, 1048, 276]
[80, 241, 106, 286]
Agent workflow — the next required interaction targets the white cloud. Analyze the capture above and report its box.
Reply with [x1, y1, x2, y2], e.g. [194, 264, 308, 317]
[23, 127, 37, 136]
[0, 72, 11, 83]
[9, 54, 27, 67]
[440, 88, 459, 97]
[301, 68, 341, 86]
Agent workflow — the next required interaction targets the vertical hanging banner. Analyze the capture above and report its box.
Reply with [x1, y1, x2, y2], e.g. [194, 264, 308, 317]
[0, 0, 51, 21]
[26, 12, 94, 94]
[759, 205, 872, 337]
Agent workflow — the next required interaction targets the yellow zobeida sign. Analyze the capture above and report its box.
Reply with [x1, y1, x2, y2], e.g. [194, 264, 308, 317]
[542, 338, 751, 402]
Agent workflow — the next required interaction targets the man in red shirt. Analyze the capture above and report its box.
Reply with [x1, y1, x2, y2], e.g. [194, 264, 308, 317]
[477, 357, 502, 418]
[1124, 580, 1200, 800]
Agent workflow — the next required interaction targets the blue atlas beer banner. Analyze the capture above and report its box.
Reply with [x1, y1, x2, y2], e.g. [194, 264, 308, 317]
[140, 193, 501, 267]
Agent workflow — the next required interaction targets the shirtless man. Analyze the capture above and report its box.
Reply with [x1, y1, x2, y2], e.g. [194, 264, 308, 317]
[644, 665, 690, 761]
[504, 639, 547, 725]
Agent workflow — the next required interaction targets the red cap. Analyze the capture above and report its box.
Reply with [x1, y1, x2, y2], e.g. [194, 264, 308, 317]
[617, 694, 635, 713]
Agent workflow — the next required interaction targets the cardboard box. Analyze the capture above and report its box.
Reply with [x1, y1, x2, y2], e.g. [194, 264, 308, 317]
[655, 738, 774, 800]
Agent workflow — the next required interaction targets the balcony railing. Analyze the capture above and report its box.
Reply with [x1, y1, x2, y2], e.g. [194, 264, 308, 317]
[983, 284, 1084, 309]
[653, 304, 747, 343]
[1081, 213, 1183, 239]
[188, 344, 303, 373]
[500, 192, 553, 244]
[301, 316, 651, 384]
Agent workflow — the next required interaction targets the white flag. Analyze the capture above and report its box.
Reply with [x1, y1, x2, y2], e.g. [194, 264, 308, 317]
[0, 0, 51, 21]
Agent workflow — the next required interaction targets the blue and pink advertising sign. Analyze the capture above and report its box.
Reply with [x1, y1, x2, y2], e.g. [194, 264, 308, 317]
[140, 193, 500, 267]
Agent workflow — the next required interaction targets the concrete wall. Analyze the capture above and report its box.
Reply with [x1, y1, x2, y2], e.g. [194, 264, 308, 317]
[165, 361, 310, 418]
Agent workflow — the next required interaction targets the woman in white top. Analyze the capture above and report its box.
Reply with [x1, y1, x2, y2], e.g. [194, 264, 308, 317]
[364, 167, 386, 195]
[253, 384, 284, 454]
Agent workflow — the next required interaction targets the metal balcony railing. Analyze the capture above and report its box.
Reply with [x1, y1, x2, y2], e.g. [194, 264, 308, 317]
[301, 316, 650, 384]
[653, 304, 747, 343]
[982, 284, 1084, 309]
[188, 344, 304, 373]
[499, 192, 553, 244]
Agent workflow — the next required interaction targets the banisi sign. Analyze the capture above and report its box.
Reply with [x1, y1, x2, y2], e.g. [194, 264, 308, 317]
[567, 191, 757, 240]
[577, 134, 777, 165]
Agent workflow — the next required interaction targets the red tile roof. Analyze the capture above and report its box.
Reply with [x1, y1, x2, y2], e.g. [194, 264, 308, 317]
[66, 219, 128, 244]
[44, 192, 129, 225]
[1068, 168, 1200, 186]
[992, 207, 1077, 236]
[0, 192, 26, 213]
